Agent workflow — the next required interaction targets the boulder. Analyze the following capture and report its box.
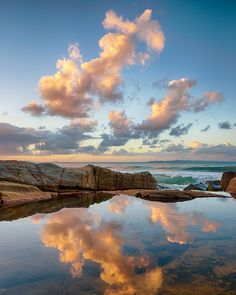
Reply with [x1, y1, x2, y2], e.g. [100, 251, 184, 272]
[221, 172, 236, 191]
[0, 161, 157, 191]
[184, 183, 207, 191]
[226, 177, 236, 193]
[206, 180, 221, 191]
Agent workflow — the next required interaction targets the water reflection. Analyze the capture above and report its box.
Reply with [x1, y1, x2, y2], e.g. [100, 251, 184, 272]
[39, 195, 220, 294]
[146, 202, 219, 244]
[41, 207, 163, 295]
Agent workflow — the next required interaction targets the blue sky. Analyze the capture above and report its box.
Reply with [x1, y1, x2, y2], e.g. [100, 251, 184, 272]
[0, 0, 235, 161]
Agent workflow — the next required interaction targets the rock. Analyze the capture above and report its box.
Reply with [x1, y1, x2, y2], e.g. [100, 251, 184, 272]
[80, 165, 157, 190]
[184, 183, 207, 191]
[221, 172, 236, 191]
[135, 189, 226, 203]
[0, 181, 41, 192]
[0, 161, 157, 192]
[0, 191, 52, 206]
[0, 181, 52, 206]
[206, 180, 221, 191]
[226, 177, 236, 193]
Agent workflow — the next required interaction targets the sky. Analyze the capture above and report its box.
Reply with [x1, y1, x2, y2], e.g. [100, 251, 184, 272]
[0, 0, 235, 162]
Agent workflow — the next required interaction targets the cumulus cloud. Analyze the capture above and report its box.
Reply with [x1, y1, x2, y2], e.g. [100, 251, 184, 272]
[218, 121, 232, 129]
[192, 91, 224, 112]
[103, 9, 165, 53]
[21, 101, 45, 116]
[135, 78, 224, 139]
[23, 9, 164, 119]
[136, 78, 196, 138]
[169, 123, 192, 137]
[201, 125, 210, 132]
[98, 110, 140, 152]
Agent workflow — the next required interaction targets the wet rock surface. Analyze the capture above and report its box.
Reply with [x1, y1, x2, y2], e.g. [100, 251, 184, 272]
[135, 189, 227, 202]
[226, 177, 236, 193]
[221, 171, 236, 191]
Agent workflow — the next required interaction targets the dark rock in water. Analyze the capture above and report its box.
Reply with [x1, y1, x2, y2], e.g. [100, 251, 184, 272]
[206, 180, 221, 191]
[0, 160, 157, 192]
[226, 177, 236, 193]
[135, 189, 226, 203]
[183, 183, 207, 191]
[221, 172, 236, 191]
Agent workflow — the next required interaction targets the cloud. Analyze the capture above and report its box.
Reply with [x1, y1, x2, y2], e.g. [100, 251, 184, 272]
[135, 78, 224, 139]
[0, 123, 46, 154]
[34, 119, 97, 154]
[103, 9, 165, 53]
[201, 125, 210, 132]
[162, 141, 236, 159]
[98, 110, 140, 152]
[22, 101, 45, 116]
[218, 121, 232, 129]
[169, 123, 192, 137]
[162, 143, 193, 153]
[0, 120, 97, 155]
[192, 91, 224, 112]
[23, 10, 164, 119]
[195, 142, 236, 156]
[136, 78, 196, 138]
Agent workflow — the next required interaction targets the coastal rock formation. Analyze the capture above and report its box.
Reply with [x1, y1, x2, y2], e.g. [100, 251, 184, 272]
[0, 181, 51, 205]
[221, 171, 236, 191]
[0, 161, 157, 191]
[226, 177, 236, 194]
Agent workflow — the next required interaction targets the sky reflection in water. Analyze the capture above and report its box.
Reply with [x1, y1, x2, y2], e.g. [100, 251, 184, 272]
[0, 195, 236, 294]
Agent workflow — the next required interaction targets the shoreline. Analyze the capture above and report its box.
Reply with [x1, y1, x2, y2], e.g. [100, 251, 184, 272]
[0, 160, 235, 208]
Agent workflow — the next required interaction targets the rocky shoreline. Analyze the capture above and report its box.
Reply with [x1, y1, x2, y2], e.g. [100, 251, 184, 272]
[0, 160, 235, 207]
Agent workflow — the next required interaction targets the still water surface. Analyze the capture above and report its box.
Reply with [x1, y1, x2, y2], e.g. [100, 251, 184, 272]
[0, 195, 236, 294]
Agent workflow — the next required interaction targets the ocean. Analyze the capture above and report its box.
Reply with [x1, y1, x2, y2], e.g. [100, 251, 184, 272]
[58, 160, 236, 189]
